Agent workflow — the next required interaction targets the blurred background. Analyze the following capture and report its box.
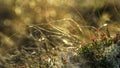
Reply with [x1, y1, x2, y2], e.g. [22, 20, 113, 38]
[0, 0, 120, 68]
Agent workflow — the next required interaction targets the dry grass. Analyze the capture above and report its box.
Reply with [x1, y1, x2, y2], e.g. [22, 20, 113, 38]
[0, 0, 120, 68]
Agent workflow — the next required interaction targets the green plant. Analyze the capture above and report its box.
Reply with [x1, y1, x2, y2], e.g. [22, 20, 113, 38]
[77, 31, 120, 67]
